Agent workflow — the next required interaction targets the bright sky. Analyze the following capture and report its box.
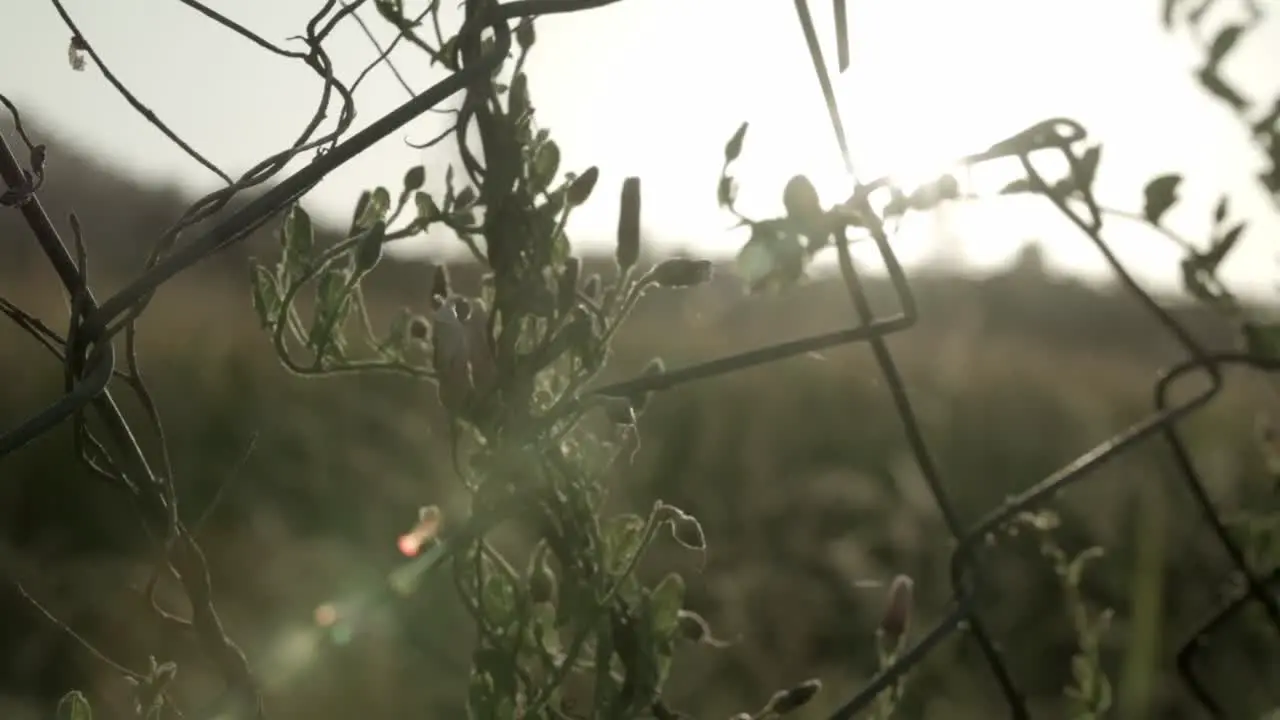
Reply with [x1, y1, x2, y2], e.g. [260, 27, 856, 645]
[4, 0, 1280, 298]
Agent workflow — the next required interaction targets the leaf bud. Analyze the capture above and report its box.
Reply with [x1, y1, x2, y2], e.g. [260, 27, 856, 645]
[651, 258, 713, 288]
[764, 679, 822, 715]
[616, 177, 642, 271]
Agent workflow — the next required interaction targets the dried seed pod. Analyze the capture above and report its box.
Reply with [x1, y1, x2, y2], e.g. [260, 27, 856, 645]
[616, 177, 642, 271]
[431, 298, 473, 414]
[529, 555, 557, 604]
[764, 679, 822, 715]
[879, 574, 915, 645]
[515, 17, 536, 49]
[431, 264, 450, 303]
[783, 174, 823, 223]
[461, 299, 496, 396]
[408, 316, 429, 341]
[651, 258, 713, 288]
[564, 307, 595, 351]
[557, 256, 581, 316]
[429, 297, 495, 414]
[353, 220, 387, 275]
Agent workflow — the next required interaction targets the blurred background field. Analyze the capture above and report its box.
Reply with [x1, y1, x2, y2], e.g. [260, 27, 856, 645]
[3, 117, 1280, 719]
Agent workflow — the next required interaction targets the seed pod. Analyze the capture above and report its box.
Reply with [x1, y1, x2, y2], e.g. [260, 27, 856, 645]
[557, 256, 581, 316]
[431, 298, 473, 414]
[566, 167, 599, 206]
[879, 574, 915, 645]
[616, 177, 642, 271]
[583, 273, 601, 300]
[461, 298, 496, 396]
[515, 17, 536, 49]
[651, 258, 713, 288]
[724, 121, 748, 163]
[408, 316, 429, 341]
[431, 264, 450, 304]
[783, 173, 828, 243]
[564, 307, 595, 351]
[353, 220, 387, 275]
[765, 679, 822, 715]
[783, 174, 823, 222]
[529, 556, 557, 604]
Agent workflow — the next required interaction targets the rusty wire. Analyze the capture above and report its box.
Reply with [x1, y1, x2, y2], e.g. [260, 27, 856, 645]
[2, 0, 1279, 718]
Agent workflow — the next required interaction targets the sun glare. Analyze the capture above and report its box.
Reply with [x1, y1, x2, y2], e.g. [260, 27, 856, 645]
[713, 0, 1061, 269]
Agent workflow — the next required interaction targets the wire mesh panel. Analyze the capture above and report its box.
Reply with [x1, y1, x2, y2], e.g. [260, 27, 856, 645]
[1, 0, 1279, 718]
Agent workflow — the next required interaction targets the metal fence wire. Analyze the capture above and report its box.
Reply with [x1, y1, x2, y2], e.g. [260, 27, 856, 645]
[1, 0, 1279, 718]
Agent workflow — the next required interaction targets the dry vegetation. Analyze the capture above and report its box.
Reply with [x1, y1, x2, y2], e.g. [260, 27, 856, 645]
[2, 120, 1279, 718]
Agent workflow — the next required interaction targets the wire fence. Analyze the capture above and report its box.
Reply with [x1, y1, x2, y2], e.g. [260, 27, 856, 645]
[2, 0, 1279, 718]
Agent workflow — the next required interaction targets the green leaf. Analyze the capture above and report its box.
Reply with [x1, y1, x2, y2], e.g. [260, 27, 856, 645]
[481, 572, 518, 628]
[353, 220, 387, 276]
[508, 72, 530, 120]
[1075, 144, 1101, 194]
[1201, 221, 1246, 271]
[1142, 174, 1182, 225]
[455, 186, 477, 209]
[57, 691, 92, 720]
[350, 190, 372, 234]
[1207, 24, 1244, 67]
[1212, 195, 1229, 224]
[248, 261, 281, 330]
[736, 221, 807, 293]
[351, 187, 390, 233]
[602, 513, 647, 574]
[1243, 322, 1280, 360]
[999, 177, 1034, 195]
[281, 204, 315, 260]
[648, 572, 686, 638]
[370, 187, 392, 218]
[403, 166, 425, 192]
[531, 140, 561, 194]
[309, 264, 352, 354]
[724, 121, 748, 163]
[467, 668, 496, 720]
[566, 166, 599, 206]
[414, 191, 439, 224]
[717, 175, 737, 208]
[381, 307, 412, 359]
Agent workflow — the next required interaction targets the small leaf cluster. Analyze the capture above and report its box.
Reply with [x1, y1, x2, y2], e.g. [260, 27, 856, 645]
[248, 5, 733, 718]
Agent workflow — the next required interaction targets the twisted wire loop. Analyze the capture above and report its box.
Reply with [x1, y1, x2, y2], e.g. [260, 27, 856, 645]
[2, 0, 1279, 717]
